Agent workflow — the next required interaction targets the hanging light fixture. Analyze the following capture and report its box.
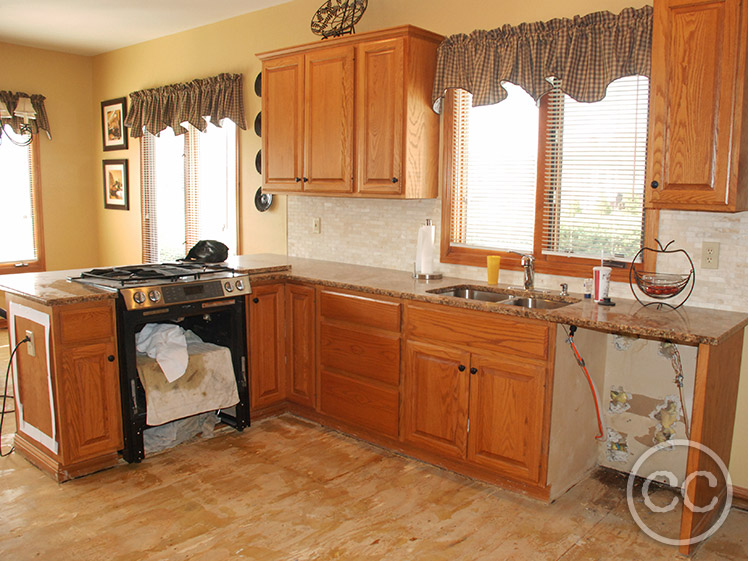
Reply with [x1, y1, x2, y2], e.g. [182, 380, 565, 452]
[0, 96, 37, 146]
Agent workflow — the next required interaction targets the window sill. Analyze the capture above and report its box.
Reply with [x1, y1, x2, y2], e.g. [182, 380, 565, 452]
[441, 245, 651, 284]
[0, 262, 46, 276]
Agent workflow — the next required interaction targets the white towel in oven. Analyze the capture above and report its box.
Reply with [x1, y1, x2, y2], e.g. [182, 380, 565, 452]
[135, 323, 189, 383]
[136, 332, 239, 426]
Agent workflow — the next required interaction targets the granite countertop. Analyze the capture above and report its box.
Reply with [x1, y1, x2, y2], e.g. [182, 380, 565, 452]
[3, 254, 747, 346]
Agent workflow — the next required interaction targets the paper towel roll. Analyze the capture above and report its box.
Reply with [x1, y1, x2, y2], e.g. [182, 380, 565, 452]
[416, 222, 435, 275]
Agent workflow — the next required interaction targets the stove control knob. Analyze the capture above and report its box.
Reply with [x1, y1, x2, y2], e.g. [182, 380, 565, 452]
[148, 290, 162, 303]
[133, 291, 146, 305]
[235, 280, 245, 291]
[224, 281, 234, 292]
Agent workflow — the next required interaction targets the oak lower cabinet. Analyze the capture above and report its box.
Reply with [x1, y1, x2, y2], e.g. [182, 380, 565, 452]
[317, 288, 401, 437]
[285, 283, 316, 408]
[646, 0, 748, 211]
[247, 283, 286, 410]
[403, 302, 554, 488]
[258, 25, 441, 198]
[8, 296, 122, 481]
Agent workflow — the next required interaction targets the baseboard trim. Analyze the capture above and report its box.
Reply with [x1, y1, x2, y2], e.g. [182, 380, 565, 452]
[732, 485, 748, 510]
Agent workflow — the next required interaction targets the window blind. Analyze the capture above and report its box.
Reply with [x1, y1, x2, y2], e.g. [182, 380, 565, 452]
[140, 133, 158, 263]
[541, 76, 649, 261]
[141, 121, 238, 264]
[450, 84, 538, 253]
[0, 130, 41, 267]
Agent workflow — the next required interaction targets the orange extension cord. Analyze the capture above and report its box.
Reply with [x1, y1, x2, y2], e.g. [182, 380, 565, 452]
[565, 326, 606, 441]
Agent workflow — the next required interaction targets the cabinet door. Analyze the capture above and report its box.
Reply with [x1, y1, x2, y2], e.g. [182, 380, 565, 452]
[304, 45, 354, 193]
[646, 0, 743, 210]
[403, 340, 471, 459]
[285, 284, 316, 407]
[58, 341, 122, 463]
[356, 38, 404, 195]
[467, 353, 547, 484]
[248, 284, 286, 409]
[263, 54, 305, 191]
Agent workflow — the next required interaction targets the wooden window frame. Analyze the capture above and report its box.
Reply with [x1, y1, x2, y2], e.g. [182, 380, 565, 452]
[439, 89, 657, 282]
[0, 135, 45, 275]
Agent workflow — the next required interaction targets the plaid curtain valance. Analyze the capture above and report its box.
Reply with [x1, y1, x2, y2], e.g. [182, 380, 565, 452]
[0, 91, 51, 140]
[125, 73, 247, 137]
[432, 5, 652, 113]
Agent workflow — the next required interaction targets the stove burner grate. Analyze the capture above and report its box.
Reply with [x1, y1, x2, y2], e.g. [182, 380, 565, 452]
[80, 262, 235, 286]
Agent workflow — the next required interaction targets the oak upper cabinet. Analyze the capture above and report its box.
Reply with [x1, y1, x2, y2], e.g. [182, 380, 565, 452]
[248, 283, 286, 410]
[261, 46, 354, 193]
[403, 302, 554, 486]
[646, 0, 748, 211]
[258, 25, 442, 198]
[356, 38, 404, 195]
[261, 55, 304, 191]
[285, 283, 316, 408]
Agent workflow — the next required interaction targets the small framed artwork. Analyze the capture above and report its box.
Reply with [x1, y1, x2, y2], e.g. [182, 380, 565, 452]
[103, 159, 129, 210]
[101, 97, 128, 151]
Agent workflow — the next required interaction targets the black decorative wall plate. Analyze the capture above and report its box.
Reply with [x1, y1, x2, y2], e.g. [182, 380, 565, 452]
[254, 187, 273, 212]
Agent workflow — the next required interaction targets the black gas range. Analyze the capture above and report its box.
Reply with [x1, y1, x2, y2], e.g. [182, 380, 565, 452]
[71, 262, 252, 463]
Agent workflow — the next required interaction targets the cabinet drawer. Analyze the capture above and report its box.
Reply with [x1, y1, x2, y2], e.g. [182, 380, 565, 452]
[404, 303, 550, 361]
[58, 305, 115, 345]
[320, 290, 400, 332]
[319, 370, 399, 437]
[320, 323, 399, 385]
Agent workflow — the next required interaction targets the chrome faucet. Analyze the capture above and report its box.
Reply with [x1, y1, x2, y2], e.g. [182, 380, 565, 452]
[520, 254, 535, 291]
[509, 251, 536, 290]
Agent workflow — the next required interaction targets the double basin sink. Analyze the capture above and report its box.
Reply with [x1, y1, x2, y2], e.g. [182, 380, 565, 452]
[427, 286, 573, 310]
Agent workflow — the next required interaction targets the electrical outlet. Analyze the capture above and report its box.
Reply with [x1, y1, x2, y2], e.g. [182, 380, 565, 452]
[701, 241, 720, 270]
[312, 217, 321, 234]
[25, 330, 36, 357]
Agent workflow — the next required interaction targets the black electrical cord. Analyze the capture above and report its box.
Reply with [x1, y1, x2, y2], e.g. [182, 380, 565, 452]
[1, 336, 29, 457]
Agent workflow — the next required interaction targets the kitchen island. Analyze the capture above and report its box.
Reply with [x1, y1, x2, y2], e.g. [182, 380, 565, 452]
[2, 254, 746, 555]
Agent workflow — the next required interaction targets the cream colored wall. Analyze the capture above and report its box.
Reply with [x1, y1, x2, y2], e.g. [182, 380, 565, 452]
[0, 41, 98, 271]
[89, 0, 344, 265]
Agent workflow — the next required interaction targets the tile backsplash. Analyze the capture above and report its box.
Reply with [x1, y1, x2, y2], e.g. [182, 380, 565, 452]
[288, 197, 748, 313]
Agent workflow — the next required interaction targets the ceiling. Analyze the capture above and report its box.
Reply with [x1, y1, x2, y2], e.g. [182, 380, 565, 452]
[0, 0, 293, 56]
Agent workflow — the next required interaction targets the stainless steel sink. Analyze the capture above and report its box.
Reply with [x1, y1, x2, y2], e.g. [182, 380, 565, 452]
[502, 297, 570, 310]
[430, 287, 512, 303]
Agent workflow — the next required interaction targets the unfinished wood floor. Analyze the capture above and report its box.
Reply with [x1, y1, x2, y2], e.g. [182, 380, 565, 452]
[1, 330, 747, 560]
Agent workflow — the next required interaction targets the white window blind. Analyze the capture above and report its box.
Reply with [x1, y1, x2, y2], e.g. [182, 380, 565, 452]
[141, 120, 238, 263]
[0, 128, 42, 269]
[448, 77, 649, 265]
[542, 76, 649, 261]
[450, 84, 538, 253]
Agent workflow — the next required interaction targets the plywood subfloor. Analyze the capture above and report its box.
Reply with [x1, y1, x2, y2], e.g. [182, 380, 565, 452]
[0, 328, 746, 560]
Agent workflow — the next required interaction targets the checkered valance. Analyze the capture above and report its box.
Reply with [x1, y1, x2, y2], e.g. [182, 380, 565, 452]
[432, 6, 652, 113]
[0, 91, 51, 140]
[125, 73, 247, 137]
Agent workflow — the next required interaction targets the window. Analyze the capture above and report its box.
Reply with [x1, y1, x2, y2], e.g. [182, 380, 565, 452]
[442, 76, 656, 278]
[141, 120, 238, 263]
[0, 129, 44, 273]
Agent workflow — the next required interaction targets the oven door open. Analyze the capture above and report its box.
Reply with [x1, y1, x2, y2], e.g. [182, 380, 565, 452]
[117, 296, 249, 463]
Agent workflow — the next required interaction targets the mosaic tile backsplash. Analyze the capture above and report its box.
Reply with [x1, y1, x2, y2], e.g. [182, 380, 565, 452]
[288, 197, 748, 313]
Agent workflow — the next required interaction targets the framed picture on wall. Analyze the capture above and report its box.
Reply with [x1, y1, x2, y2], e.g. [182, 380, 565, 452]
[103, 159, 129, 210]
[101, 97, 128, 151]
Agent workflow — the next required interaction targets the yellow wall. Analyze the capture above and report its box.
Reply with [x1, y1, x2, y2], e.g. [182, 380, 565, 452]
[0, 41, 99, 271]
